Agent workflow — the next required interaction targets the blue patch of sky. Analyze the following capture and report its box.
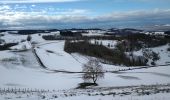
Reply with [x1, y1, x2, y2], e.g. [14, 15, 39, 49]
[4, 0, 170, 16]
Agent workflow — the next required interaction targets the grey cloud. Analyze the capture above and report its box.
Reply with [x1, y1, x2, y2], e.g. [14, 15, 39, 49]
[0, 8, 170, 29]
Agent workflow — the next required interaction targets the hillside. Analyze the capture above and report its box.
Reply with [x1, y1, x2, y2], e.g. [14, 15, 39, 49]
[0, 31, 170, 100]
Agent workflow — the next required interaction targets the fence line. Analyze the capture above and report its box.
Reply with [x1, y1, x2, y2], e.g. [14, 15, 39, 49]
[0, 87, 50, 93]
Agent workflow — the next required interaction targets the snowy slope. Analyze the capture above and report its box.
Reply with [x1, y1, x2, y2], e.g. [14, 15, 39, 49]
[134, 44, 170, 65]
[0, 33, 27, 43]
[35, 41, 137, 72]
[98, 65, 170, 87]
[0, 33, 170, 100]
[0, 32, 46, 44]
[10, 41, 32, 50]
[31, 34, 46, 44]
[0, 64, 81, 90]
[35, 41, 83, 71]
[0, 49, 81, 90]
[1, 39, 170, 91]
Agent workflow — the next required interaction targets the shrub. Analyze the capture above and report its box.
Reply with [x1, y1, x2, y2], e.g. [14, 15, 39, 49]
[167, 47, 170, 51]
[76, 83, 97, 89]
[151, 61, 156, 66]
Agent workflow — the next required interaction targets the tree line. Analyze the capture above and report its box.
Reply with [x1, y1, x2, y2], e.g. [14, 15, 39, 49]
[64, 40, 147, 66]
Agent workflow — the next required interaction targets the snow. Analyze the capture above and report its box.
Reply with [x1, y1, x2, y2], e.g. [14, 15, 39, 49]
[0, 50, 82, 90]
[0, 33, 27, 43]
[0, 32, 46, 44]
[0, 65, 81, 90]
[0, 84, 170, 100]
[0, 47, 81, 90]
[35, 41, 83, 71]
[54, 93, 170, 100]
[153, 45, 170, 65]
[0, 51, 15, 60]
[82, 31, 104, 36]
[34, 41, 170, 88]
[98, 65, 170, 87]
[1, 40, 170, 91]
[133, 44, 170, 65]
[71, 53, 141, 72]
[0, 33, 170, 99]
[31, 34, 46, 44]
[35, 40, 138, 72]
[90, 39, 117, 49]
[10, 41, 32, 50]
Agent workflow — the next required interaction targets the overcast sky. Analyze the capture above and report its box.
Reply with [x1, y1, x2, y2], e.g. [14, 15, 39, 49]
[0, 0, 170, 29]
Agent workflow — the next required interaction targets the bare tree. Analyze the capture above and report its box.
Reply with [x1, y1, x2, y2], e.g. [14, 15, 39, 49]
[82, 59, 104, 84]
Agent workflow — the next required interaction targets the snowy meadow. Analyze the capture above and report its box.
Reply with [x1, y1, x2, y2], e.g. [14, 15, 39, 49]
[0, 31, 170, 100]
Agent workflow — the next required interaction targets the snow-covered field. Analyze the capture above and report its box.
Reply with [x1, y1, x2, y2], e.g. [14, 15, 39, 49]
[0, 32, 170, 100]
[1, 83, 170, 100]
[35, 41, 83, 72]
[90, 39, 117, 49]
[133, 44, 170, 65]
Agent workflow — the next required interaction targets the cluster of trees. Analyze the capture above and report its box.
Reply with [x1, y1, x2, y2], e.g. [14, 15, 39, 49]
[0, 43, 18, 51]
[60, 31, 82, 37]
[124, 34, 169, 51]
[165, 31, 170, 35]
[64, 40, 147, 66]
[42, 35, 82, 40]
[114, 42, 147, 66]
[17, 30, 50, 35]
[142, 48, 160, 65]
[42, 34, 119, 40]
[42, 35, 58, 40]
[43, 31, 82, 40]
[113, 40, 161, 66]
[168, 48, 170, 51]
[103, 33, 169, 53]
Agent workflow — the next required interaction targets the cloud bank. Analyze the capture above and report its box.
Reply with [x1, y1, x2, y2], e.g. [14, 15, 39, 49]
[0, 4, 170, 29]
